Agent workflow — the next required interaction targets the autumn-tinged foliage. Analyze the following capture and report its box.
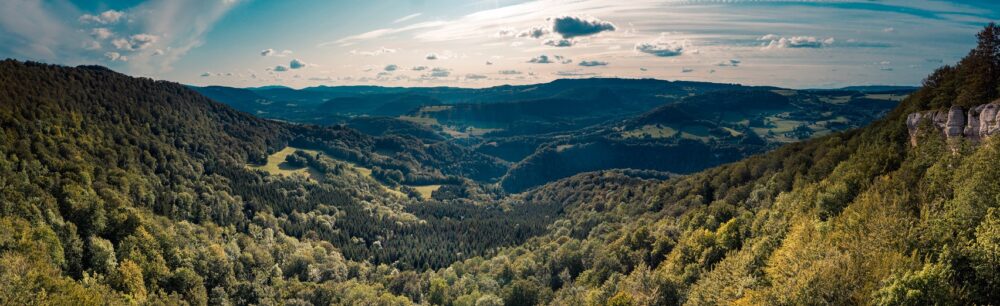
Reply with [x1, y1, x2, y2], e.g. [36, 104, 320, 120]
[2, 24, 1000, 305]
[0, 59, 546, 304]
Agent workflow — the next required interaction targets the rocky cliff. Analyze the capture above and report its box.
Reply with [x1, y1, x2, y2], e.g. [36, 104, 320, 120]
[906, 101, 1000, 146]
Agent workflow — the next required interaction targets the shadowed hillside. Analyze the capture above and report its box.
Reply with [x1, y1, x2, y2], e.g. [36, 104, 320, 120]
[1, 23, 996, 306]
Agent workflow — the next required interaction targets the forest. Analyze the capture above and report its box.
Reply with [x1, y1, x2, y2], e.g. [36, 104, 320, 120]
[1, 24, 1000, 306]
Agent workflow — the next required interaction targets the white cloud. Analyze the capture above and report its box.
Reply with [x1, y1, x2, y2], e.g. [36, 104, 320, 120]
[760, 35, 835, 49]
[465, 73, 488, 80]
[518, 25, 550, 39]
[90, 28, 113, 40]
[104, 51, 127, 62]
[261, 48, 293, 57]
[424, 67, 450, 77]
[759, 34, 780, 41]
[109, 34, 158, 51]
[544, 39, 574, 47]
[635, 39, 685, 57]
[129, 34, 158, 50]
[384, 64, 398, 71]
[350, 47, 396, 56]
[111, 38, 131, 50]
[499, 70, 522, 75]
[79, 10, 124, 24]
[412, 66, 428, 71]
[274, 65, 289, 72]
[425, 53, 438, 60]
[289, 59, 306, 69]
[878, 60, 893, 71]
[528, 54, 554, 64]
[496, 27, 517, 38]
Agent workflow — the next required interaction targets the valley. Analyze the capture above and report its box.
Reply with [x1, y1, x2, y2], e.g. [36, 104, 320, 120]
[2, 17, 999, 306]
[195, 79, 907, 193]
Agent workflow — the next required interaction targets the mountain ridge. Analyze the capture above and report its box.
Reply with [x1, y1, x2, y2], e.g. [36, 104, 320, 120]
[2, 24, 999, 305]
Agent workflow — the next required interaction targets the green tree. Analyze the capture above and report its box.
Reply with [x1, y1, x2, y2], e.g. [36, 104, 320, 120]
[503, 279, 542, 306]
[113, 260, 148, 303]
[87, 236, 117, 275]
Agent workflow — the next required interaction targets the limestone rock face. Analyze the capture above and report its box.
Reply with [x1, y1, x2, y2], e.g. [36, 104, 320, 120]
[946, 106, 966, 138]
[907, 101, 1000, 146]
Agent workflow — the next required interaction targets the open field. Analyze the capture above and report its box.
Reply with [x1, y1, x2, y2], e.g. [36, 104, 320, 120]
[411, 185, 442, 199]
[247, 147, 323, 181]
[621, 124, 678, 139]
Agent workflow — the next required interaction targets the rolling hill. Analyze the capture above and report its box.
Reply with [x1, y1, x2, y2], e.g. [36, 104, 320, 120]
[0, 60, 545, 304]
[3, 24, 997, 306]
[197, 78, 906, 194]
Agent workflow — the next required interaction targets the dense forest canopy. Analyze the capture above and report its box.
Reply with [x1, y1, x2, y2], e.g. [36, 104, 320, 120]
[1, 23, 1000, 306]
[196, 74, 903, 194]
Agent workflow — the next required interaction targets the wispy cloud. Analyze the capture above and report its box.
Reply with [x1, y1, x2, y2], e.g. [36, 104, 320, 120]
[320, 21, 448, 47]
[0, 0, 241, 74]
[4, 0, 997, 89]
[759, 35, 834, 49]
[394, 13, 422, 24]
[350, 47, 396, 56]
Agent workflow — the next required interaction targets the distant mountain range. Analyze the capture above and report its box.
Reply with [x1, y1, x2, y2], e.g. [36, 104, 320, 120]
[193, 78, 909, 192]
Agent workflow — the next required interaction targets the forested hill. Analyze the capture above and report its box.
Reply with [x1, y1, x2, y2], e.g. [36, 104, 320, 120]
[0, 59, 538, 304]
[401, 24, 1000, 304]
[2, 24, 1000, 305]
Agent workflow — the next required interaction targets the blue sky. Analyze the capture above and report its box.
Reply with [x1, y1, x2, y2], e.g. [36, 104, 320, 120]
[1, 0, 998, 88]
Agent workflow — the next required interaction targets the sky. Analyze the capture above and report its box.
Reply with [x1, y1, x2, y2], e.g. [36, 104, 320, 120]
[2, 0, 999, 89]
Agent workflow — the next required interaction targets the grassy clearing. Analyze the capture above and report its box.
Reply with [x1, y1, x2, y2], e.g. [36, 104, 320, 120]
[417, 105, 453, 113]
[247, 147, 323, 181]
[249, 147, 439, 200]
[410, 185, 442, 199]
[621, 125, 678, 139]
[399, 115, 440, 126]
[555, 144, 576, 152]
[770, 89, 797, 96]
[818, 95, 853, 104]
[864, 93, 908, 101]
[720, 127, 744, 137]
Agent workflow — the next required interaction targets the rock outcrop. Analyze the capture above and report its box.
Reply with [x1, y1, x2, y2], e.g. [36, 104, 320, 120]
[907, 102, 1000, 146]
